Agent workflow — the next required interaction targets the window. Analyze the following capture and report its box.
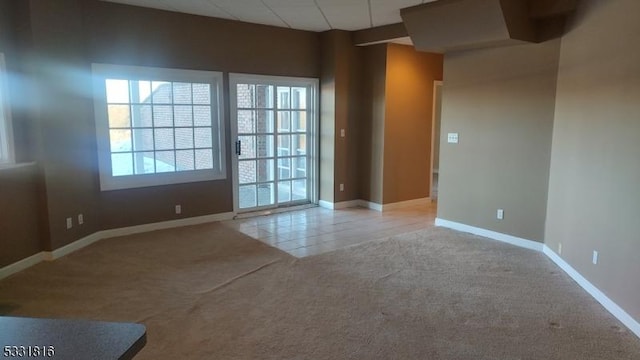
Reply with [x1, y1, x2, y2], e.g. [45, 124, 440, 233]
[92, 64, 225, 191]
[0, 53, 14, 165]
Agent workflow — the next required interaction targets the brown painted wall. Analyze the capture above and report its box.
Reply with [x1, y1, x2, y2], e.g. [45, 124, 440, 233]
[2, 0, 321, 254]
[545, 0, 640, 320]
[0, 165, 42, 267]
[358, 45, 387, 204]
[437, 40, 560, 242]
[382, 44, 442, 204]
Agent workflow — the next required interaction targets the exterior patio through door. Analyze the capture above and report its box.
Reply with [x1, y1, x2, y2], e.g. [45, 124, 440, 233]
[230, 74, 318, 213]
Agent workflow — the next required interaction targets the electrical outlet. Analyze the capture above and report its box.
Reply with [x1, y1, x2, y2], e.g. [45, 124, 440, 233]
[78, 214, 84, 225]
[339, 183, 344, 192]
[592, 251, 599, 265]
[496, 209, 504, 220]
[558, 243, 562, 255]
[447, 133, 459, 144]
[66, 217, 73, 229]
[175, 205, 182, 215]
[340, 129, 345, 138]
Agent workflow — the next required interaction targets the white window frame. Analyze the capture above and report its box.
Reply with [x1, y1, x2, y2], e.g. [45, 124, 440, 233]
[0, 53, 15, 165]
[92, 63, 226, 191]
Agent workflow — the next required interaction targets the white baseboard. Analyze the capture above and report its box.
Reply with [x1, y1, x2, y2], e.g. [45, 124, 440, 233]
[318, 200, 334, 209]
[0, 252, 46, 279]
[0, 211, 235, 280]
[100, 212, 234, 239]
[434, 218, 544, 252]
[543, 246, 640, 339]
[382, 197, 431, 211]
[357, 200, 383, 212]
[435, 217, 639, 339]
[334, 200, 361, 210]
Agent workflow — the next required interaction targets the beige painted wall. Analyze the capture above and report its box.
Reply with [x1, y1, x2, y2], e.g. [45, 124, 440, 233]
[383, 44, 442, 204]
[545, 0, 640, 320]
[358, 45, 387, 204]
[437, 40, 560, 242]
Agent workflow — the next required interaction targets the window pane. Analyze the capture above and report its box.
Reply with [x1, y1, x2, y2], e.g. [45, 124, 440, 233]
[108, 105, 130, 128]
[193, 84, 210, 104]
[277, 135, 290, 156]
[133, 152, 155, 174]
[292, 87, 307, 109]
[257, 183, 274, 207]
[277, 87, 290, 109]
[155, 151, 175, 172]
[131, 105, 153, 127]
[110, 129, 132, 152]
[106, 79, 129, 103]
[153, 105, 173, 127]
[111, 153, 133, 176]
[256, 85, 274, 108]
[195, 149, 213, 169]
[293, 134, 306, 155]
[173, 82, 192, 104]
[278, 181, 291, 203]
[257, 135, 274, 158]
[194, 106, 211, 126]
[278, 158, 291, 180]
[237, 84, 254, 108]
[292, 111, 306, 132]
[176, 150, 195, 171]
[257, 159, 274, 182]
[132, 129, 154, 151]
[293, 156, 306, 178]
[239, 135, 255, 159]
[175, 128, 194, 149]
[194, 128, 212, 148]
[239, 160, 256, 184]
[152, 81, 172, 103]
[292, 179, 307, 201]
[277, 111, 290, 132]
[237, 110, 254, 134]
[256, 110, 274, 133]
[174, 106, 193, 127]
[130, 80, 151, 103]
[154, 128, 174, 150]
[239, 185, 257, 209]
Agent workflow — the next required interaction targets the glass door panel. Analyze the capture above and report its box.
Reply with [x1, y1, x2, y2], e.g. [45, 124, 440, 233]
[232, 77, 315, 213]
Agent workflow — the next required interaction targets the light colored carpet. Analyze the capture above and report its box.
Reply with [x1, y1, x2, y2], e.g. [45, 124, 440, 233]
[1, 223, 639, 359]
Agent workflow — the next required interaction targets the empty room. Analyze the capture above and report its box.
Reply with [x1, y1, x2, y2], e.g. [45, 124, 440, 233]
[0, 0, 639, 358]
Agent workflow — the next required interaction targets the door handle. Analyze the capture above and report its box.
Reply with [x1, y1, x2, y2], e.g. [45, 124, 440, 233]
[235, 140, 241, 156]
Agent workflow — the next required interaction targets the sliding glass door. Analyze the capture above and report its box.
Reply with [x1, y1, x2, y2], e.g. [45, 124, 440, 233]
[230, 74, 318, 213]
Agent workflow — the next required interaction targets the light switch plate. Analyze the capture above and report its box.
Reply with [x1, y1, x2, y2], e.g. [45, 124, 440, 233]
[447, 133, 459, 144]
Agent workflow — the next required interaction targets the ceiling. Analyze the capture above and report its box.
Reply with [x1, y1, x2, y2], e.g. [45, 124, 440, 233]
[101, 0, 436, 32]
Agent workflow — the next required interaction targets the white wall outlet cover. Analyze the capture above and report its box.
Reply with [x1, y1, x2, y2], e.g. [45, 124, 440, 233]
[66, 218, 73, 229]
[496, 209, 504, 220]
[175, 205, 182, 214]
[592, 251, 599, 264]
[447, 133, 459, 144]
[78, 214, 84, 225]
[340, 129, 345, 138]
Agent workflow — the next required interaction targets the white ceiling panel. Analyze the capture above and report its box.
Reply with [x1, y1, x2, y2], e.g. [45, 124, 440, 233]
[101, 0, 440, 33]
[264, 0, 330, 32]
[208, 0, 287, 28]
[315, 0, 370, 31]
[370, 0, 422, 27]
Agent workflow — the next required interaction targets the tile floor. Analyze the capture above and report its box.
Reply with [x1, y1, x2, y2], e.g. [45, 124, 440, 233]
[222, 202, 437, 257]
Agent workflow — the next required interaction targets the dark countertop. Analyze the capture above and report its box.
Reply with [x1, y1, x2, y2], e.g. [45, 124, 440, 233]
[0, 316, 146, 360]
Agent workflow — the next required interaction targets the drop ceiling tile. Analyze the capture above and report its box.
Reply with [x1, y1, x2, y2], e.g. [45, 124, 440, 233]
[370, 0, 422, 27]
[169, 0, 235, 19]
[103, 0, 178, 12]
[210, 0, 288, 28]
[264, 0, 330, 31]
[315, 0, 370, 31]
